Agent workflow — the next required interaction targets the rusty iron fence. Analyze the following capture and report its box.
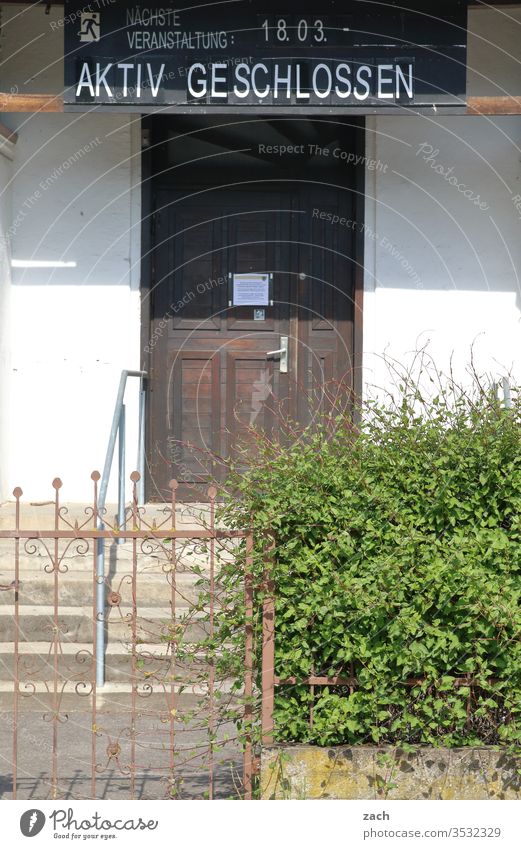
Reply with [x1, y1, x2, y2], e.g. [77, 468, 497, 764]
[0, 472, 255, 800]
[259, 586, 502, 747]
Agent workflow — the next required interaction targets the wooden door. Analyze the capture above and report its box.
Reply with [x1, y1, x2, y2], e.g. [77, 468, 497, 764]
[145, 122, 360, 499]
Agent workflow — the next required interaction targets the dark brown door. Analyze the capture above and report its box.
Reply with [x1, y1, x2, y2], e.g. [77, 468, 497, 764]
[145, 119, 361, 499]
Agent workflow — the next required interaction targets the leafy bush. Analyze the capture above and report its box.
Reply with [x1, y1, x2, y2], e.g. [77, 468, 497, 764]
[211, 374, 521, 750]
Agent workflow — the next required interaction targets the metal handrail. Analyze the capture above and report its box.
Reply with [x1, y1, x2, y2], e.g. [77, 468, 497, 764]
[96, 369, 147, 687]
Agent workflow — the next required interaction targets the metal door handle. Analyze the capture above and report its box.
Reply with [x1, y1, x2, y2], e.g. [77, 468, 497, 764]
[267, 336, 288, 373]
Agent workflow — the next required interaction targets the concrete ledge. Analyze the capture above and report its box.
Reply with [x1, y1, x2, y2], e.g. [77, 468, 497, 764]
[261, 745, 521, 800]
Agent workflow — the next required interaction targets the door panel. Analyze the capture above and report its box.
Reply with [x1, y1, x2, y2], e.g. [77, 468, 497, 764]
[161, 204, 225, 332]
[296, 186, 355, 423]
[146, 119, 360, 499]
[226, 211, 282, 332]
[225, 352, 279, 458]
[170, 214, 222, 330]
[150, 187, 291, 495]
[171, 351, 220, 482]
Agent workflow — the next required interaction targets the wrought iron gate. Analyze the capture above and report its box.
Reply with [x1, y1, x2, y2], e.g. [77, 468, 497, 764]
[0, 473, 254, 800]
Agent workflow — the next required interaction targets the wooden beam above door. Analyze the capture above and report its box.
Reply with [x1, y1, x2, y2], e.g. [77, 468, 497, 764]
[1, 93, 521, 115]
[467, 96, 521, 115]
[0, 93, 63, 112]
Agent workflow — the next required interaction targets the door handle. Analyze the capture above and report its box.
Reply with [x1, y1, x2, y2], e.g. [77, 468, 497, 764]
[267, 336, 288, 373]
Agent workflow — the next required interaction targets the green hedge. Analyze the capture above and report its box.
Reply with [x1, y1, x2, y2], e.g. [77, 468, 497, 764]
[216, 381, 521, 749]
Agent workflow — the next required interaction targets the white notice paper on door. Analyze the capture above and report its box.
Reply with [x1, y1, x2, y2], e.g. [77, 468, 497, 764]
[232, 273, 270, 306]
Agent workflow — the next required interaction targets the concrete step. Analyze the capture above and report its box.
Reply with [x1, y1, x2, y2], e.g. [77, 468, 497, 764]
[0, 499, 236, 581]
[0, 502, 236, 714]
[0, 606, 209, 644]
[0, 678, 235, 712]
[0, 570, 209, 607]
[0, 641, 222, 684]
[0, 539, 221, 575]
[0, 501, 214, 532]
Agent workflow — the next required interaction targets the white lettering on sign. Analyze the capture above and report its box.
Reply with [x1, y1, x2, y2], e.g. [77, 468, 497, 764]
[185, 61, 414, 102]
[295, 64, 309, 99]
[396, 65, 414, 98]
[187, 63, 207, 98]
[354, 66, 371, 100]
[312, 63, 332, 99]
[75, 62, 166, 98]
[335, 64, 352, 98]
[148, 64, 165, 96]
[76, 63, 94, 97]
[95, 62, 113, 97]
[118, 63, 133, 97]
[274, 64, 292, 99]
[73, 55, 414, 104]
[233, 64, 250, 98]
[127, 29, 228, 50]
[377, 64, 394, 99]
[252, 64, 270, 98]
[126, 8, 181, 27]
[211, 63, 228, 98]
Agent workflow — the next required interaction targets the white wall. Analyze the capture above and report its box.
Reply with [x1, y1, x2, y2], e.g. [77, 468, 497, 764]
[2, 112, 142, 501]
[0, 5, 143, 501]
[363, 114, 521, 393]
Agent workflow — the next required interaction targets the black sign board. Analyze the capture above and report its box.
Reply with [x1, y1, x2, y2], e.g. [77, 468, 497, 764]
[64, 1, 468, 113]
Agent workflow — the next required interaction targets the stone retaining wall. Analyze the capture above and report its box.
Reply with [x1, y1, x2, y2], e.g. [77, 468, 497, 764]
[261, 746, 521, 800]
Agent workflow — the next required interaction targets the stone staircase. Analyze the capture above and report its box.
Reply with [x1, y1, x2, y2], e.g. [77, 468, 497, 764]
[0, 499, 219, 712]
[0, 499, 247, 799]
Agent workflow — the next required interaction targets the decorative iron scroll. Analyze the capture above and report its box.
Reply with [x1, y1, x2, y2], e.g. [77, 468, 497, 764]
[0, 473, 253, 801]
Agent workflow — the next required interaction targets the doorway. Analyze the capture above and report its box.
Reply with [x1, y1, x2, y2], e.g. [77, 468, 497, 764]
[142, 117, 364, 499]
